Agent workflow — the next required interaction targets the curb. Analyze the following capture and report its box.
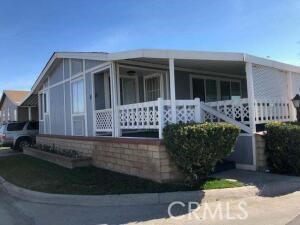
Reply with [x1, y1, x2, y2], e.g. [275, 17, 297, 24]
[0, 176, 259, 207]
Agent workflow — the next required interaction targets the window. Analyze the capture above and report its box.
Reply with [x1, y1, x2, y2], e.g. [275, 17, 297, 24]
[7, 122, 26, 131]
[39, 93, 44, 120]
[205, 79, 217, 102]
[231, 82, 241, 97]
[72, 79, 85, 114]
[220, 81, 231, 100]
[27, 121, 39, 130]
[144, 75, 162, 101]
[44, 93, 47, 113]
[192, 78, 205, 101]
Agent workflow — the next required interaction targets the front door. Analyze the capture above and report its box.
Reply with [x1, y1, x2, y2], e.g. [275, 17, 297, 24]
[120, 76, 138, 105]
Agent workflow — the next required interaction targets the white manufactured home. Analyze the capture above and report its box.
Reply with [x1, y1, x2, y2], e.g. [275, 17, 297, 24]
[21, 49, 300, 181]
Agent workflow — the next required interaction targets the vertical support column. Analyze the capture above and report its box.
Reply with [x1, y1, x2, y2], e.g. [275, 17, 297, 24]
[194, 98, 202, 122]
[245, 62, 256, 133]
[28, 107, 32, 121]
[157, 98, 164, 139]
[287, 71, 296, 121]
[110, 62, 120, 137]
[169, 58, 176, 123]
[246, 62, 257, 170]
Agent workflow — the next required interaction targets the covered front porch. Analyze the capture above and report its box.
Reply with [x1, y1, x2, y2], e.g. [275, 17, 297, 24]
[92, 57, 294, 138]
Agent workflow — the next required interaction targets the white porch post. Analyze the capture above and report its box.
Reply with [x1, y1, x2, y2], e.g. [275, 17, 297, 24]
[287, 71, 296, 121]
[169, 58, 176, 123]
[110, 62, 120, 137]
[157, 98, 164, 139]
[28, 107, 32, 121]
[245, 62, 256, 133]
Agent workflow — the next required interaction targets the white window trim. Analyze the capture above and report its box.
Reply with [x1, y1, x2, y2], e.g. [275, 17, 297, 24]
[189, 74, 242, 101]
[143, 73, 164, 102]
[119, 74, 139, 104]
[70, 75, 86, 136]
[71, 76, 86, 115]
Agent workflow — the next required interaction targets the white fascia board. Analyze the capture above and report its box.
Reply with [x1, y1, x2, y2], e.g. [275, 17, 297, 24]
[107, 49, 245, 61]
[56, 52, 108, 61]
[30, 52, 109, 95]
[245, 54, 300, 73]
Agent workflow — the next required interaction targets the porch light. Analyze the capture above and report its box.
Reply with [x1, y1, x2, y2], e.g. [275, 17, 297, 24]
[292, 94, 300, 122]
[127, 70, 136, 76]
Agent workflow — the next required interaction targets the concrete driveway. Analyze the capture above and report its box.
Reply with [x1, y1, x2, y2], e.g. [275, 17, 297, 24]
[1, 186, 300, 225]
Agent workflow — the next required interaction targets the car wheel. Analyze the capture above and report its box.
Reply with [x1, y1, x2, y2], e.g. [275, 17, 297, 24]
[17, 139, 31, 151]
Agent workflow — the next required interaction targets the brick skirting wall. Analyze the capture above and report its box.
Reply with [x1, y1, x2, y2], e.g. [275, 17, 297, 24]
[255, 133, 267, 171]
[36, 135, 183, 182]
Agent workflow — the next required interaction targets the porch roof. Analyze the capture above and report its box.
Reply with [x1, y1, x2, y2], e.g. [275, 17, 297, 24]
[20, 49, 300, 107]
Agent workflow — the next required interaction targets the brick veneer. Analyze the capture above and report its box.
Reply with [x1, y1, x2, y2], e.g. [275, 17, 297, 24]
[255, 133, 267, 171]
[36, 135, 183, 182]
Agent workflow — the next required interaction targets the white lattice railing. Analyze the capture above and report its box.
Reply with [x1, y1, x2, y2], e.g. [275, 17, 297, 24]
[119, 100, 159, 129]
[118, 99, 201, 130]
[94, 99, 201, 136]
[94, 108, 113, 132]
[94, 98, 294, 135]
[204, 98, 293, 126]
[205, 98, 250, 124]
[254, 99, 291, 124]
[163, 99, 201, 124]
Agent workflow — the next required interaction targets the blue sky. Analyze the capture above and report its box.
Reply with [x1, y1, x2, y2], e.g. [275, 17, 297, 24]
[0, 0, 300, 91]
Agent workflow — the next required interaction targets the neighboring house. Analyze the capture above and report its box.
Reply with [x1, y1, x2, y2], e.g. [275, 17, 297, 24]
[0, 90, 38, 123]
[21, 49, 300, 182]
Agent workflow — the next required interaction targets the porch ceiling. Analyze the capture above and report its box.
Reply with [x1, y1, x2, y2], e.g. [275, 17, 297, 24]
[124, 58, 246, 76]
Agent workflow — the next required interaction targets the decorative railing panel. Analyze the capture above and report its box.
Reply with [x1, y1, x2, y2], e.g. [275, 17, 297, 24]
[93, 98, 294, 135]
[163, 100, 200, 124]
[205, 98, 250, 124]
[94, 109, 112, 132]
[254, 99, 291, 124]
[119, 101, 159, 129]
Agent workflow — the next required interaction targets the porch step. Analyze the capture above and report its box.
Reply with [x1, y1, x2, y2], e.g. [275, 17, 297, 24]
[212, 160, 236, 174]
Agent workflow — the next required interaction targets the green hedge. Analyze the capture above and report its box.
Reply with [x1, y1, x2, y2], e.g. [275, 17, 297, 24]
[163, 122, 240, 180]
[265, 122, 300, 175]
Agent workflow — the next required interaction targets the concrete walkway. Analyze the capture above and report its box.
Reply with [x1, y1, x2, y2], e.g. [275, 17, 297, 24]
[211, 169, 300, 196]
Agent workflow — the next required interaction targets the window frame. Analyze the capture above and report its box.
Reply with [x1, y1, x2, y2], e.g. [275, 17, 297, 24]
[189, 74, 243, 102]
[143, 73, 164, 102]
[71, 77, 85, 115]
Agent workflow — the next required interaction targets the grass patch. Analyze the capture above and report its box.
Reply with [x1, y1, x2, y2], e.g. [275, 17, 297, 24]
[0, 146, 11, 151]
[0, 155, 243, 195]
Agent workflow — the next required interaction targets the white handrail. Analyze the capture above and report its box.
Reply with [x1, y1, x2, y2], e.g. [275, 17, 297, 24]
[201, 102, 252, 133]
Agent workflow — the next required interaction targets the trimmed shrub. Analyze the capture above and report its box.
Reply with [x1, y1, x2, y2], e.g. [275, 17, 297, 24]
[265, 122, 300, 175]
[163, 122, 240, 180]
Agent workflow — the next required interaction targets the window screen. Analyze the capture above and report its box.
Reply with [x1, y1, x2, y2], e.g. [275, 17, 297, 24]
[205, 79, 217, 102]
[72, 79, 85, 114]
[192, 78, 205, 101]
[220, 81, 231, 100]
[231, 82, 241, 97]
[145, 76, 161, 101]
